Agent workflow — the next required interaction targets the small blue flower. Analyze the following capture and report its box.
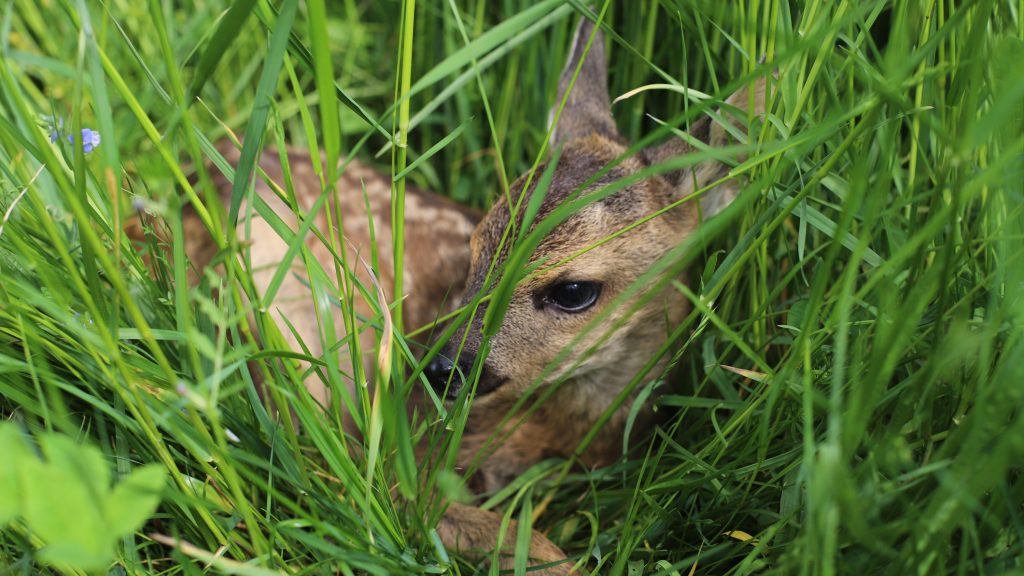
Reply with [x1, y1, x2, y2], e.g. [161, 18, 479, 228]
[46, 117, 101, 154]
[47, 117, 63, 143]
[77, 129, 101, 153]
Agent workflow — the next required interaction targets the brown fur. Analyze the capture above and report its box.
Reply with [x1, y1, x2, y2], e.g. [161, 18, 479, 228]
[133, 141, 479, 409]
[438, 502, 569, 574]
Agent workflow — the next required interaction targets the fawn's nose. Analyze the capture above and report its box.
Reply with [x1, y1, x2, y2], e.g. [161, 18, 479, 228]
[424, 351, 506, 399]
[424, 354, 460, 398]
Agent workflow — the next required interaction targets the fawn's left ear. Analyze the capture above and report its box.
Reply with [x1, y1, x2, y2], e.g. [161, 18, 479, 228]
[645, 77, 772, 219]
[692, 77, 771, 218]
[548, 16, 619, 147]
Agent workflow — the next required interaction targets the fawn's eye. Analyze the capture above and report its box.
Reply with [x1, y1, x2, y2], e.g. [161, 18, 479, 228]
[543, 281, 602, 313]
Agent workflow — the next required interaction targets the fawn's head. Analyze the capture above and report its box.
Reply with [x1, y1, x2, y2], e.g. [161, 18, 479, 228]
[425, 16, 769, 434]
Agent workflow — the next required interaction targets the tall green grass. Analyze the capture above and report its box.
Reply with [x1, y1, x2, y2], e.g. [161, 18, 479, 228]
[1, 0, 1022, 574]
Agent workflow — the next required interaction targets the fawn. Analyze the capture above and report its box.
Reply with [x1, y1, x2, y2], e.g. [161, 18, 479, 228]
[145, 13, 769, 576]
[421, 16, 769, 573]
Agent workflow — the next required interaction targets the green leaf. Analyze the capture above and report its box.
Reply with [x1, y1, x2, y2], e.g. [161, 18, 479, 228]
[409, 0, 564, 101]
[0, 424, 29, 525]
[105, 464, 166, 539]
[306, 0, 339, 186]
[186, 0, 259, 103]
[514, 492, 533, 576]
[36, 539, 113, 572]
[253, 5, 392, 141]
[38, 433, 110, 504]
[22, 438, 110, 570]
[392, 116, 473, 182]
[229, 0, 298, 224]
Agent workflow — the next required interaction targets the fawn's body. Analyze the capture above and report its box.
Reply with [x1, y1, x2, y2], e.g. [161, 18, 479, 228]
[160, 143, 479, 409]
[159, 14, 769, 576]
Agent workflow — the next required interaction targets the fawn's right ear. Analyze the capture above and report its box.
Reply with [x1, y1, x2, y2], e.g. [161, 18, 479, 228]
[647, 77, 771, 219]
[548, 16, 618, 148]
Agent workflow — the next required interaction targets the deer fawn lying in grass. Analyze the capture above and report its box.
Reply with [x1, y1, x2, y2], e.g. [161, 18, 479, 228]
[146, 14, 769, 576]
[422, 17, 769, 573]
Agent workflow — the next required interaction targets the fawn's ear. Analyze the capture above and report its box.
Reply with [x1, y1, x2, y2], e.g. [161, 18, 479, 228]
[648, 77, 771, 218]
[695, 77, 770, 217]
[548, 16, 618, 147]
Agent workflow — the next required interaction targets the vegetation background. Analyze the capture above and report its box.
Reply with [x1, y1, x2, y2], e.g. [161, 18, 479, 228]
[1, 0, 1022, 574]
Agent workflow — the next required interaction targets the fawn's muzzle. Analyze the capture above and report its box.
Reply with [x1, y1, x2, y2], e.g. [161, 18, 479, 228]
[423, 351, 505, 399]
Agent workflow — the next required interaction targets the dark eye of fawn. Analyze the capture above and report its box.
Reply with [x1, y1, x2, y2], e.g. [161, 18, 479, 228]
[545, 281, 601, 313]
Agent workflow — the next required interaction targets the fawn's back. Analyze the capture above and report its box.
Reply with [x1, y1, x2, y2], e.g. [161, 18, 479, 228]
[151, 142, 478, 407]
